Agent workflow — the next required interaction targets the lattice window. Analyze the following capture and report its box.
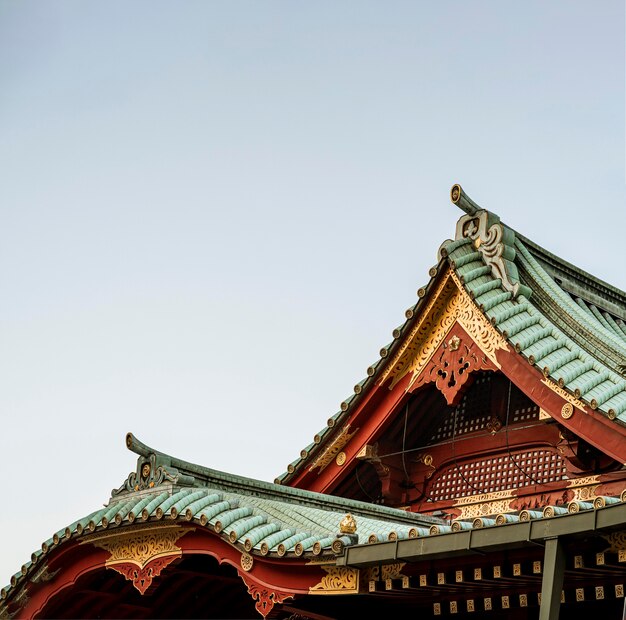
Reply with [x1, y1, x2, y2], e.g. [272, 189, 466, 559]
[428, 450, 568, 501]
[430, 374, 539, 441]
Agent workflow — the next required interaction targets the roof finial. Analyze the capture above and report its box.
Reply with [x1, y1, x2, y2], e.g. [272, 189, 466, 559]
[450, 183, 481, 216]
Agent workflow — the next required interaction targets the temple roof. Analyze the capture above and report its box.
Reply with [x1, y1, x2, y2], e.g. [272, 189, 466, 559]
[4, 184, 626, 609]
[277, 183, 626, 485]
[1, 432, 441, 601]
[4, 431, 626, 604]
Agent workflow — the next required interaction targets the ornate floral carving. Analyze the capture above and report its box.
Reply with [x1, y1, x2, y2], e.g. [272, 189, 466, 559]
[308, 425, 358, 473]
[112, 453, 195, 496]
[239, 576, 293, 618]
[108, 556, 178, 595]
[409, 326, 498, 405]
[309, 566, 360, 594]
[88, 525, 190, 594]
[453, 491, 514, 519]
[381, 563, 406, 581]
[92, 526, 188, 568]
[602, 531, 626, 553]
[378, 270, 507, 393]
[568, 476, 600, 501]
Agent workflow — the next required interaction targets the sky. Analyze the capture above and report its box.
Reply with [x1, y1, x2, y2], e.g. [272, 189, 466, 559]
[1, 1, 625, 586]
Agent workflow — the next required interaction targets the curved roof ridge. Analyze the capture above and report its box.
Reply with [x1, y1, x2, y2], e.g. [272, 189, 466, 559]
[516, 230, 626, 317]
[124, 433, 438, 525]
[514, 238, 626, 366]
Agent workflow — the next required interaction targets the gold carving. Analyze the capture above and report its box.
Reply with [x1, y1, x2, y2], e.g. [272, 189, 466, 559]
[339, 513, 357, 534]
[453, 491, 513, 519]
[88, 524, 188, 569]
[561, 403, 574, 419]
[241, 552, 253, 572]
[309, 425, 357, 472]
[541, 378, 586, 411]
[449, 335, 460, 351]
[378, 269, 507, 391]
[568, 476, 600, 501]
[309, 566, 359, 594]
[335, 451, 346, 466]
[602, 531, 626, 553]
[380, 563, 406, 581]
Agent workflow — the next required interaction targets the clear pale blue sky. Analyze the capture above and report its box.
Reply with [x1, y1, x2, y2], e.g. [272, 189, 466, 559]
[1, 1, 624, 585]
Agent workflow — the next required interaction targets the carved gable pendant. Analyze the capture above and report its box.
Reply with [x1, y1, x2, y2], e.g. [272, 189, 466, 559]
[379, 269, 508, 403]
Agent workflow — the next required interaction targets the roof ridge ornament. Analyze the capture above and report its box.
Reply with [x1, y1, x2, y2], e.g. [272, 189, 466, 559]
[450, 184, 527, 300]
[112, 433, 196, 496]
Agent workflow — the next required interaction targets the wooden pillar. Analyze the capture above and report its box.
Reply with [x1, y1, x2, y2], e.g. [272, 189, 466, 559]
[539, 537, 565, 620]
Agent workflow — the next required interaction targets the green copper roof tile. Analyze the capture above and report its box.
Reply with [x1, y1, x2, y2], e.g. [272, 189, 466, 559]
[200, 499, 237, 522]
[517, 240, 626, 360]
[154, 489, 196, 519]
[169, 490, 207, 518]
[524, 338, 564, 365]
[573, 370, 610, 397]
[601, 312, 626, 344]
[214, 507, 254, 531]
[294, 534, 319, 554]
[490, 302, 530, 325]
[243, 523, 281, 549]
[127, 494, 161, 522]
[479, 291, 513, 312]
[101, 501, 126, 528]
[139, 491, 170, 520]
[113, 499, 138, 524]
[499, 314, 540, 339]
[451, 250, 482, 269]
[604, 395, 626, 417]
[442, 237, 472, 255]
[228, 515, 266, 542]
[588, 303, 618, 334]
[540, 349, 579, 374]
[586, 380, 626, 407]
[459, 265, 492, 284]
[261, 529, 296, 552]
[470, 279, 503, 299]
[513, 326, 553, 351]
[556, 359, 594, 385]
[184, 493, 222, 519]
[278, 532, 312, 553]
